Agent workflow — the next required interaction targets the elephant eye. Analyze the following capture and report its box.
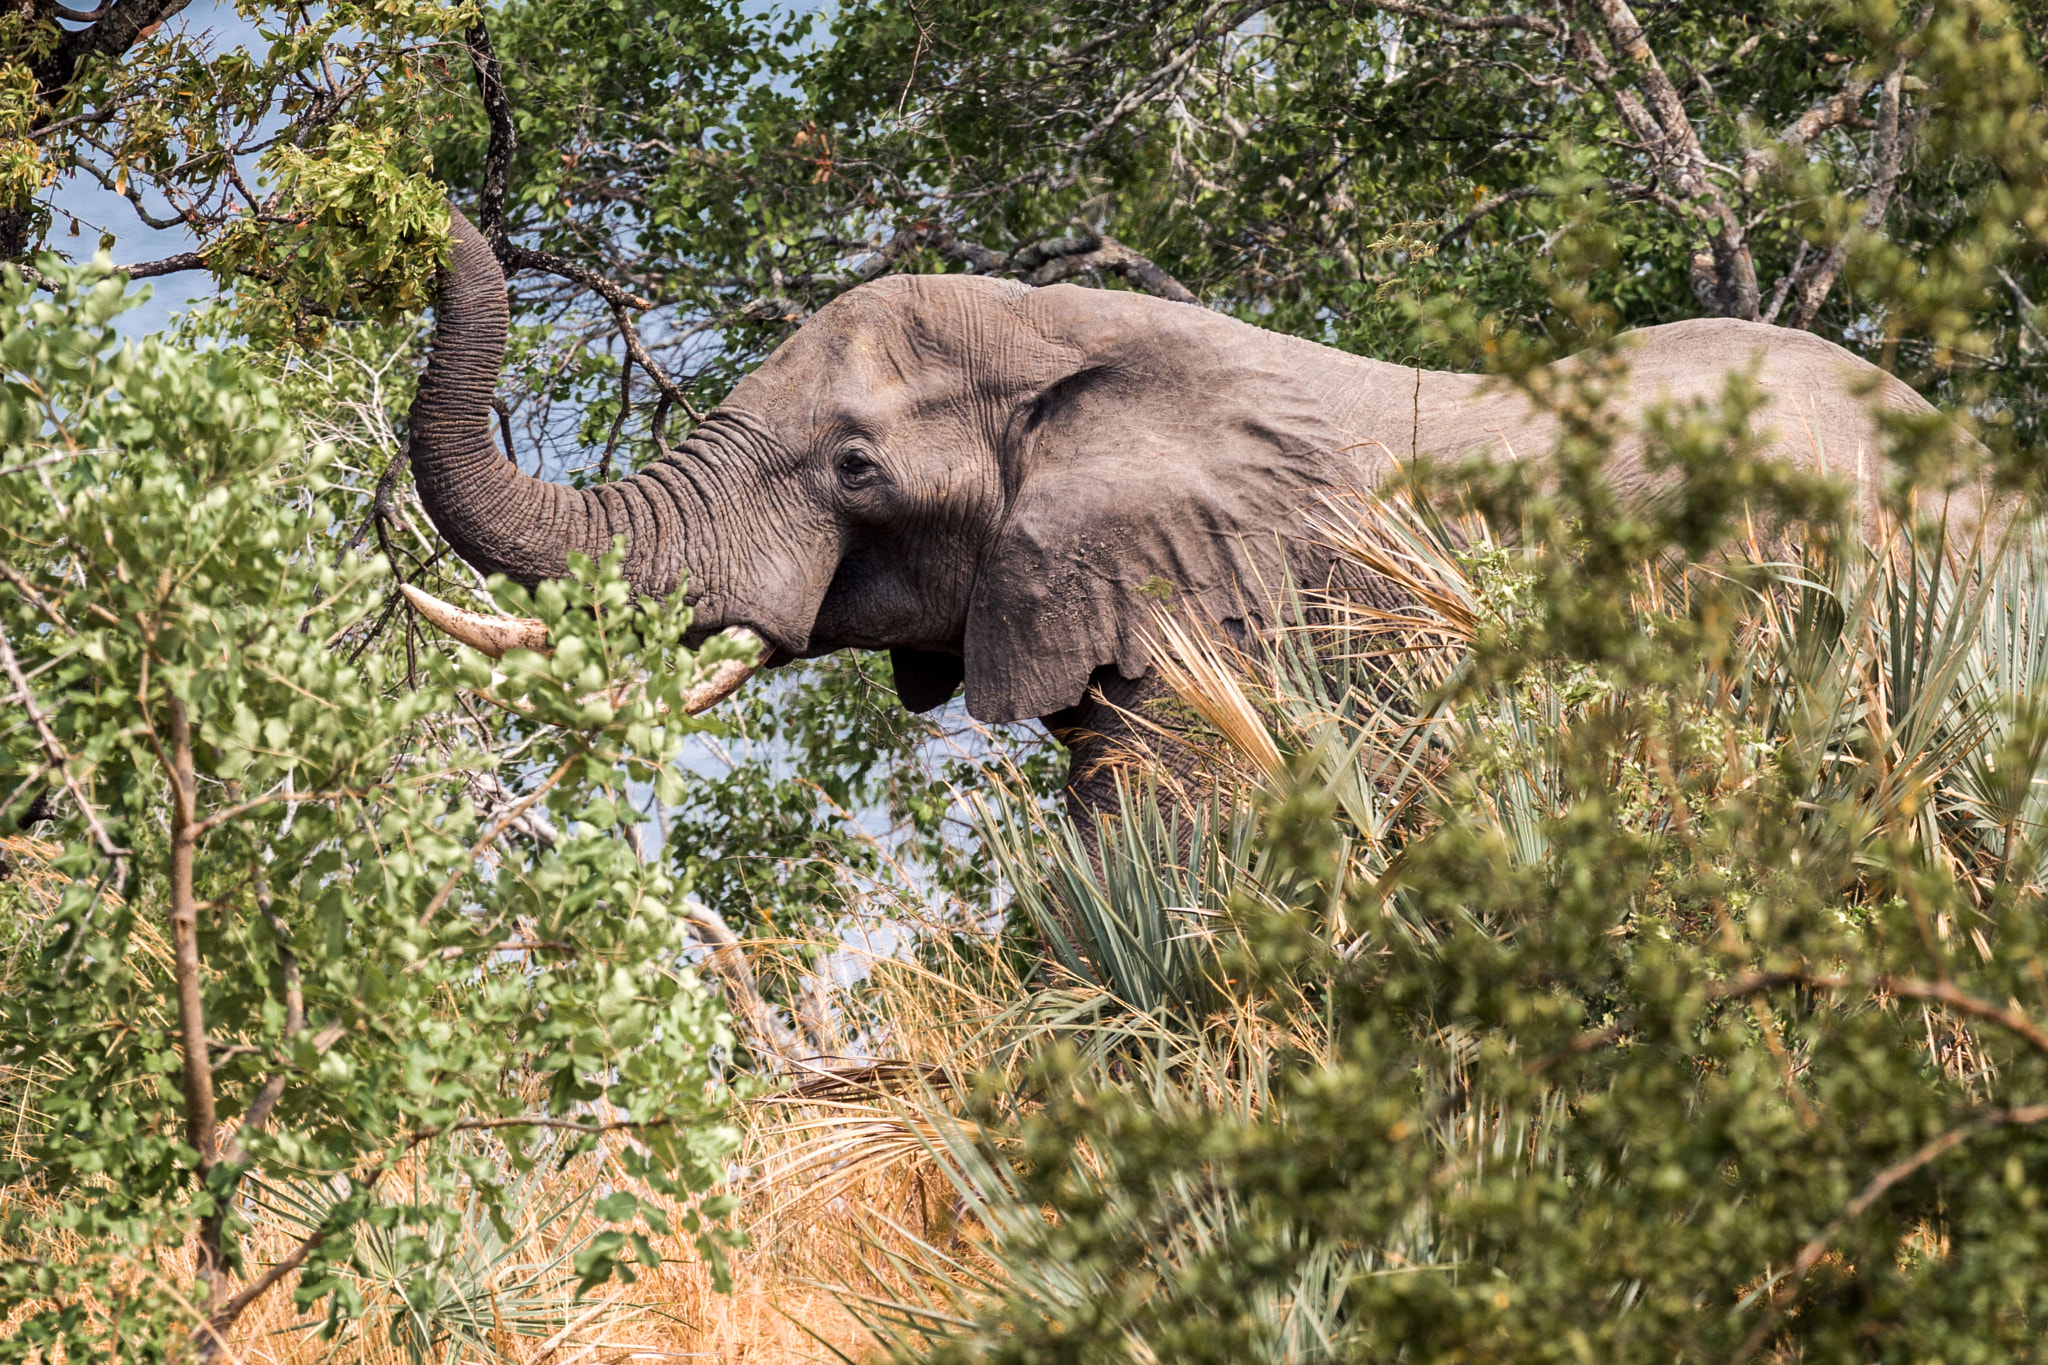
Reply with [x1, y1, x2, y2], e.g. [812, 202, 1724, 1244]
[836, 448, 885, 490]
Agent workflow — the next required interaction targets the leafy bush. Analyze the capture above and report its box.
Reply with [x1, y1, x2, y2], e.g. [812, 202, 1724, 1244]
[0, 264, 740, 1362]
[823, 484, 2048, 1363]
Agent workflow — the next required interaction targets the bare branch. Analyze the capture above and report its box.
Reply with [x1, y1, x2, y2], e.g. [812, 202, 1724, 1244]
[1791, 65, 1906, 330]
[1760, 240, 1812, 326]
[1012, 225, 1201, 303]
[489, 396, 521, 470]
[1777, 76, 1880, 151]
[0, 618, 125, 873]
[597, 349, 632, 482]
[601, 295, 705, 426]
[465, 19, 516, 246]
[413, 754, 581, 926]
[121, 251, 209, 280]
[1572, 0, 1759, 317]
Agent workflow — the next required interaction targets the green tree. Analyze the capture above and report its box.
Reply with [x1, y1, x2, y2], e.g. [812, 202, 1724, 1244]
[0, 263, 742, 1361]
[805, 4, 2048, 1357]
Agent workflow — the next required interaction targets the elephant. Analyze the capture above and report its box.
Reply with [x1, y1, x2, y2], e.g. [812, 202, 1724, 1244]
[409, 207, 1987, 818]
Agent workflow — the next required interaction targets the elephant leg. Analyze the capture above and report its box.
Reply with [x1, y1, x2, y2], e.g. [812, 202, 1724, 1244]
[1041, 664, 1205, 829]
[1026, 665, 1213, 973]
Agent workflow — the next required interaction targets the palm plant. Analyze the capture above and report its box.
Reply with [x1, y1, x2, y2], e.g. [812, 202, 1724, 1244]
[252, 1137, 636, 1364]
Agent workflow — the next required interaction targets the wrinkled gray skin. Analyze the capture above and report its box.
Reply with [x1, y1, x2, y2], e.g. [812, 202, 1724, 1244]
[414, 208, 1979, 818]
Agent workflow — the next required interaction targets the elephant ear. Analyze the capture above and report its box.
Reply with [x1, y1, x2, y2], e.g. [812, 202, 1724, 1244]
[961, 347, 1358, 724]
[891, 647, 966, 714]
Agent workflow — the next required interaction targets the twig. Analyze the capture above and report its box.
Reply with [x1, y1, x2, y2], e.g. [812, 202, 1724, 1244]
[1727, 1102, 2048, 1365]
[1540, 970, 2048, 1071]
[490, 396, 521, 469]
[0, 560, 73, 632]
[198, 1166, 390, 1350]
[415, 754, 581, 925]
[503, 243, 658, 312]
[0, 619, 127, 875]
[598, 349, 632, 482]
[218, 876, 304, 1169]
[0, 452, 70, 480]
[602, 296, 704, 424]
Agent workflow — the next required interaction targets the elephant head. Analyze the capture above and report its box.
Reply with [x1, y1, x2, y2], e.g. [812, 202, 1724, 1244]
[410, 208, 1380, 725]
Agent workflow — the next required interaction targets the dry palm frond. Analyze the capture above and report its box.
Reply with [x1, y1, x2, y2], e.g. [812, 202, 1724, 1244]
[1306, 490, 1487, 646]
[1151, 610, 1286, 782]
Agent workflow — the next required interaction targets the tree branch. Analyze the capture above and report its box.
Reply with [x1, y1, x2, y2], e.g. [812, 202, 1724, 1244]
[937, 224, 1201, 304]
[1776, 76, 1880, 151]
[684, 901, 807, 1068]
[1545, 969, 2048, 1071]
[1368, 0, 1559, 34]
[1728, 1101, 2048, 1365]
[1013, 226, 1201, 303]
[196, 1166, 389, 1357]
[1574, 0, 1759, 317]
[1790, 65, 1906, 330]
[32, 0, 195, 97]
[415, 753, 580, 926]
[464, 18, 515, 246]
[216, 877, 302, 1171]
[120, 251, 209, 280]
[0, 619, 126, 876]
[158, 696, 230, 1321]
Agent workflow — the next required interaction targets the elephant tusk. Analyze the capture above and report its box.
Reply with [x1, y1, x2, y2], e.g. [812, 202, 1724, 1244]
[400, 583, 550, 657]
[398, 583, 762, 716]
[678, 638, 762, 715]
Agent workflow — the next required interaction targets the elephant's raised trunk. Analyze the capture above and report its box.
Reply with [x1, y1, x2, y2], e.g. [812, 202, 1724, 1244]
[411, 208, 688, 594]
[406, 212, 767, 688]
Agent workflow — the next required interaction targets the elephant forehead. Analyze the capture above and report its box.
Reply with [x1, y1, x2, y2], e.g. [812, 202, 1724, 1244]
[808, 349, 987, 429]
